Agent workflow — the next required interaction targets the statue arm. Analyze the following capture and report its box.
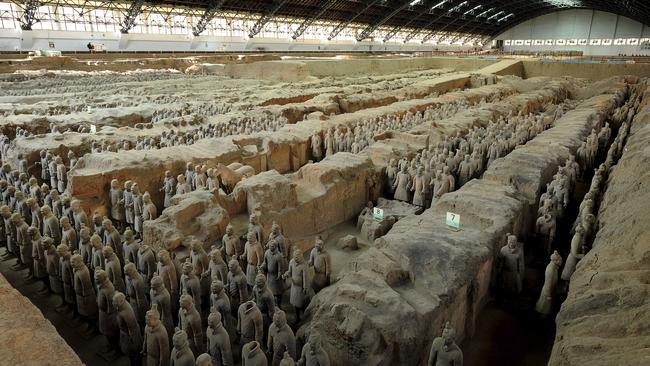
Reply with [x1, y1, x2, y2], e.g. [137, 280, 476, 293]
[222, 339, 234, 366]
[159, 334, 170, 366]
[255, 314, 263, 344]
[428, 345, 437, 366]
[266, 327, 274, 351]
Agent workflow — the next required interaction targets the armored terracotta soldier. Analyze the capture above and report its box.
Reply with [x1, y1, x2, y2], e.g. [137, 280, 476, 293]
[125, 262, 150, 325]
[268, 310, 296, 366]
[170, 327, 195, 366]
[61, 216, 78, 252]
[180, 259, 202, 314]
[43, 237, 63, 294]
[241, 231, 264, 288]
[123, 229, 141, 266]
[227, 258, 249, 314]
[78, 226, 92, 267]
[203, 248, 228, 285]
[411, 166, 427, 207]
[298, 334, 330, 366]
[29, 227, 47, 280]
[132, 183, 144, 236]
[71, 199, 88, 233]
[535, 251, 563, 316]
[176, 175, 190, 196]
[242, 341, 267, 366]
[248, 215, 263, 245]
[27, 197, 42, 234]
[96, 268, 120, 354]
[56, 156, 67, 193]
[143, 304, 171, 366]
[267, 222, 286, 259]
[427, 322, 463, 366]
[71, 253, 98, 320]
[222, 224, 241, 260]
[283, 248, 309, 322]
[90, 233, 105, 272]
[13, 213, 32, 275]
[158, 249, 179, 310]
[162, 171, 175, 208]
[253, 273, 275, 338]
[178, 293, 204, 356]
[124, 180, 135, 229]
[237, 300, 263, 346]
[103, 219, 124, 263]
[206, 311, 233, 366]
[561, 225, 585, 281]
[143, 192, 158, 222]
[151, 275, 175, 344]
[393, 165, 411, 202]
[113, 291, 144, 366]
[93, 213, 104, 238]
[498, 234, 525, 297]
[110, 179, 125, 224]
[308, 238, 331, 293]
[189, 240, 210, 305]
[104, 246, 126, 293]
[138, 244, 157, 294]
[209, 280, 232, 333]
[261, 240, 285, 305]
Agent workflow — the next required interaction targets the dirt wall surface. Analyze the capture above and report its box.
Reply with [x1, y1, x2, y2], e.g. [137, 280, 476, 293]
[0, 272, 83, 366]
[299, 84, 628, 366]
[548, 81, 650, 366]
[522, 60, 650, 80]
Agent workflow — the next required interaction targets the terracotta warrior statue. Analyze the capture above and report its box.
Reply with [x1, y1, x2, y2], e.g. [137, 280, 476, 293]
[222, 224, 242, 260]
[113, 291, 143, 366]
[206, 311, 233, 366]
[170, 328, 196, 366]
[104, 246, 126, 293]
[237, 300, 263, 346]
[241, 231, 264, 288]
[253, 273, 276, 338]
[427, 322, 463, 366]
[180, 259, 202, 314]
[241, 341, 268, 366]
[203, 247, 228, 286]
[226, 259, 248, 313]
[138, 244, 157, 294]
[125, 262, 150, 326]
[498, 234, 525, 298]
[261, 239, 285, 306]
[158, 249, 179, 311]
[162, 171, 175, 208]
[267, 222, 286, 259]
[393, 165, 411, 202]
[535, 251, 563, 316]
[95, 268, 120, 355]
[71, 253, 98, 321]
[308, 238, 331, 294]
[43, 237, 63, 294]
[178, 293, 204, 356]
[209, 280, 232, 336]
[150, 275, 175, 344]
[268, 310, 296, 366]
[283, 248, 309, 322]
[57, 243, 75, 311]
[298, 333, 330, 366]
[110, 179, 125, 224]
[143, 304, 171, 366]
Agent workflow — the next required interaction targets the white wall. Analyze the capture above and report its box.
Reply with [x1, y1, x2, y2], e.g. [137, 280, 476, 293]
[496, 9, 650, 56]
[0, 29, 478, 53]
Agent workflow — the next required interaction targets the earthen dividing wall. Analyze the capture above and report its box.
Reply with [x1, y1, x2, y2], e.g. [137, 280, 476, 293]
[0, 273, 83, 366]
[548, 80, 650, 366]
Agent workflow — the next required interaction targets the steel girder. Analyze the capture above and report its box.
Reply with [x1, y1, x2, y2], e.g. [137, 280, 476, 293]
[291, 0, 339, 39]
[248, 0, 290, 38]
[192, 0, 226, 36]
[121, 0, 146, 33]
[327, 0, 381, 40]
[355, 0, 413, 41]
